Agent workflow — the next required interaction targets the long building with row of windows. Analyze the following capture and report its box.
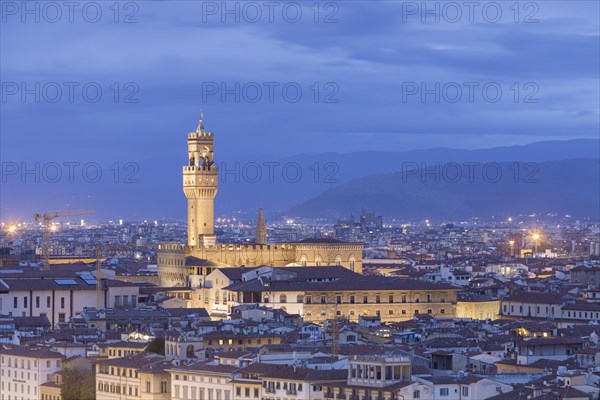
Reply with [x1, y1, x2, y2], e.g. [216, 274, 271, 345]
[191, 266, 458, 322]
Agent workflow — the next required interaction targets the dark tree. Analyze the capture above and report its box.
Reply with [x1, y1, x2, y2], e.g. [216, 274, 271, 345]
[145, 337, 165, 355]
[61, 368, 95, 400]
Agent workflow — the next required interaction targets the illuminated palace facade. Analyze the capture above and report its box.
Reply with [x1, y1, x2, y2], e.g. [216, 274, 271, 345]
[157, 116, 363, 287]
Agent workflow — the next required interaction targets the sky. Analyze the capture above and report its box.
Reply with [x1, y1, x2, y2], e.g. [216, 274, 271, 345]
[1, 0, 599, 220]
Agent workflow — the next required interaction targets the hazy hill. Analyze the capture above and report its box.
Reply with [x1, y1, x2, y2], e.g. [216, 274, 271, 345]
[1, 139, 598, 220]
[288, 158, 600, 220]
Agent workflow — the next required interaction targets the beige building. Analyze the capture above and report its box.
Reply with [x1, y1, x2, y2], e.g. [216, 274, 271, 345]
[240, 363, 347, 400]
[322, 355, 432, 400]
[158, 116, 363, 289]
[456, 299, 500, 320]
[95, 352, 172, 400]
[98, 341, 149, 359]
[211, 266, 458, 323]
[40, 372, 62, 400]
[167, 360, 238, 400]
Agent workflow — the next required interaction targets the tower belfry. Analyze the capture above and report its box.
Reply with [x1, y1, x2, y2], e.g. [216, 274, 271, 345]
[255, 208, 267, 245]
[183, 113, 218, 247]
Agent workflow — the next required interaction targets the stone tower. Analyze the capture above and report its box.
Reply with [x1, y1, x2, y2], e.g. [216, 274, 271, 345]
[183, 113, 218, 247]
[255, 208, 267, 244]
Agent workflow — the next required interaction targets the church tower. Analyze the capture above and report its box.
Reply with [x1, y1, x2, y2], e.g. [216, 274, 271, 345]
[183, 113, 218, 247]
[255, 208, 267, 244]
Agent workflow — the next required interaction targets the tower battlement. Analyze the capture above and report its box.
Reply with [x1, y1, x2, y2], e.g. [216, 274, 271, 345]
[183, 165, 219, 173]
[188, 131, 213, 139]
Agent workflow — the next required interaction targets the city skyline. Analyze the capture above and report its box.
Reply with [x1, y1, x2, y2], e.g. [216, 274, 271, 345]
[1, 1, 600, 397]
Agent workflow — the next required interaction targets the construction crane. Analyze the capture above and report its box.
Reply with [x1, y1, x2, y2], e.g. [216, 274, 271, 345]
[33, 210, 95, 268]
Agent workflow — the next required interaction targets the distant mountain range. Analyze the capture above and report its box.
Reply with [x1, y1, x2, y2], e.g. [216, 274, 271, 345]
[1, 139, 598, 220]
[218, 139, 600, 217]
[288, 158, 600, 220]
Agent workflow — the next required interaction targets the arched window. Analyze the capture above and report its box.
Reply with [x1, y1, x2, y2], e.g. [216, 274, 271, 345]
[146, 380, 151, 392]
[349, 257, 356, 271]
[297, 294, 304, 303]
[335, 257, 342, 266]
[280, 294, 287, 303]
[315, 257, 322, 266]
[300, 256, 308, 267]
[186, 344, 195, 358]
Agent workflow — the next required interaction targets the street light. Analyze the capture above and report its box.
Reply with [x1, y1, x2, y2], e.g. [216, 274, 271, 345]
[7, 225, 17, 234]
[532, 233, 540, 254]
[509, 240, 515, 257]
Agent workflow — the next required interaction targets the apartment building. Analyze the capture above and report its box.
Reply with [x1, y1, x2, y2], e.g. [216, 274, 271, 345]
[0, 344, 64, 400]
[95, 352, 172, 400]
[167, 361, 239, 400]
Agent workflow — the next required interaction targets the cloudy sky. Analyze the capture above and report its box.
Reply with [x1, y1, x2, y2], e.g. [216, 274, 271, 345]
[1, 1, 599, 219]
[2, 1, 599, 159]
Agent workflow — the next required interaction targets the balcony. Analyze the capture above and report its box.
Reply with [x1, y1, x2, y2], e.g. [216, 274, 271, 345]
[286, 390, 298, 396]
[336, 394, 347, 400]
[325, 392, 335, 399]
[265, 388, 276, 394]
